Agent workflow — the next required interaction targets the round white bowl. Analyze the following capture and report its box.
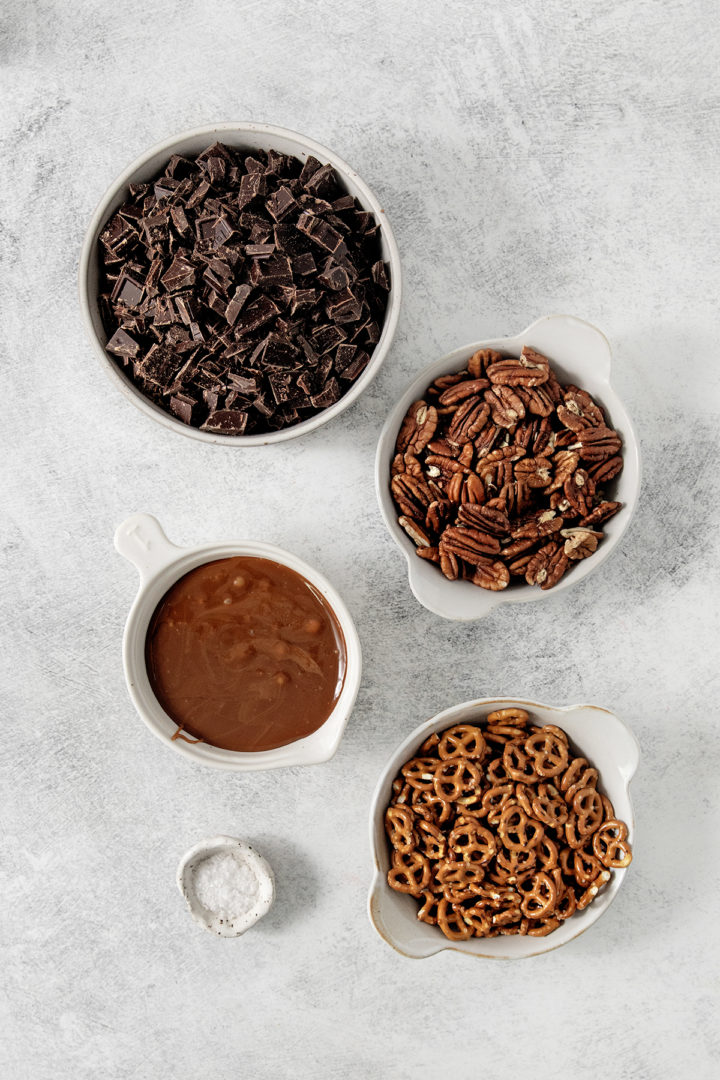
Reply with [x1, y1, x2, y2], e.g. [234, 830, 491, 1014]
[80, 122, 402, 444]
[368, 698, 639, 960]
[177, 835, 275, 937]
[114, 513, 362, 770]
[375, 314, 641, 620]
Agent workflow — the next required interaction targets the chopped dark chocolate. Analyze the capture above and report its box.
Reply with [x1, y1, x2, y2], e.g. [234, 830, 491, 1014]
[200, 409, 249, 435]
[97, 142, 390, 435]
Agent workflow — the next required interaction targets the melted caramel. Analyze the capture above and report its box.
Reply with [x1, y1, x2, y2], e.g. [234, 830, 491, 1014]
[145, 556, 346, 751]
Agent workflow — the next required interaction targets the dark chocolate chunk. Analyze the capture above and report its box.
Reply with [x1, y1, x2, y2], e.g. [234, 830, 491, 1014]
[266, 185, 298, 222]
[161, 256, 196, 292]
[372, 260, 390, 289]
[293, 252, 316, 276]
[233, 295, 280, 336]
[200, 409, 248, 435]
[106, 328, 140, 357]
[310, 377, 340, 408]
[169, 392, 197, 424]
[225, 284, 252, 326]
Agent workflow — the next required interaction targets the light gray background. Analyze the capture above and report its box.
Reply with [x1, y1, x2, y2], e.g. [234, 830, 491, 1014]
[2, 1, 719, 1077]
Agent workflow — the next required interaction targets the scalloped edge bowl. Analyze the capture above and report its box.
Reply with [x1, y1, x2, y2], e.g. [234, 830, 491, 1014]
[368, 698, 639, 959]
[375, 315, 641, 620]
[79, 122, 402, 444]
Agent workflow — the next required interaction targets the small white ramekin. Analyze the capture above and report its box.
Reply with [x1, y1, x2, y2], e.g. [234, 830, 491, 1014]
[368, 698, 639, 960]
[375, 314, 641, 620]
[177, 836, 275, 937]
[114, 513, 362, 770]
[80, 122, 402, 444]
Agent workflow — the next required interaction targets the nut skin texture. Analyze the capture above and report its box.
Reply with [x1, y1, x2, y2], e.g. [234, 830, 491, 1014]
[390, 346, 623, 592]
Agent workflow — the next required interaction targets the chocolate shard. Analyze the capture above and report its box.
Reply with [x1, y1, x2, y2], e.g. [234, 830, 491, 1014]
[200, 409, 248, 435]
[225, 284, 252, 326]
[111, 271, 145, 308]
[233, 295, 280, 336]
[249, 254, 293, 287]
[99, 213, 136, 255]
[169, 392, 197, 424]
[299, 155, 323, 184]
[302, 163, 336, 198]
[296, 213, 344, 254]
[372, 260, 390, 289]
[136, 345, 182, 390]
[339, 349, 370, 381]
[266, 185, 298, 222]
[106, 328, 140, 358]
[245, 242, 275, 258]
[249, 332, 300, 370]
[318, 259, 351, 292]
[292, 252, 316, 276]
[309, 324, 347, 355]
[161, 255, 196, 292]
[311, 377, 340, 408]
[325, 287, 363, 323]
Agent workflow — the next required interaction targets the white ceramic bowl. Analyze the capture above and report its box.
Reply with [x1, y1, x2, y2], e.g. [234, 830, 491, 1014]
[177, 836, 275, 937]
[375, 315, 641, 620]
[114, 513, 362, 770]
[368, 698, 639, 960]
[80, 122, 402, 444]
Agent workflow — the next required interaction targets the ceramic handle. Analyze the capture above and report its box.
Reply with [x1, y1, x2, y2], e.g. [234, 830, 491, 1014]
[520, 314, 613, 383]
[114, 513, 182, 583]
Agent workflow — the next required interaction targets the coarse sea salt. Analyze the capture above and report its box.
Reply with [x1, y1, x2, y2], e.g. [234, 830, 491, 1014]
[192, 850, 260, 923]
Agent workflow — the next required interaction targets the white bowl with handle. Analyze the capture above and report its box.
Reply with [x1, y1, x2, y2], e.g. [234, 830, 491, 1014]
[368, 697, 639, 960]
[375, 315, 641, 620]
[80, 122, 402, 444]
[114, 513, 361, 770]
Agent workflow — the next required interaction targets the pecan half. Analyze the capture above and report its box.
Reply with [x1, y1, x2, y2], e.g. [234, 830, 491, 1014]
[486, 346, 550, 388]
[570, 426, 622, 462]
[457, 503, 511, 537]
[525, 543, 569, 589]
[467, 349, 502, 379]
[484, 385, 526, 428]
[472, 560, 511, 591]
[439, 378, 490, 406]
[398, 515, 432, 548]
[589, 455, 624, 484]
[544, 450, 578, 493]
[417, 545, 440, 563]
[579, 501, 621, 528]
[562, 528, 602, 560]
[391, 473, 434, 518]
[426, 499, 452, 533]
[563, 468, 596, 516]
[440, 525, 501, 562]
[447, 397, 491, 446]
[514, 456, 553, 489]
[397, 400, 438, 454]
[518, 385, 555, 417]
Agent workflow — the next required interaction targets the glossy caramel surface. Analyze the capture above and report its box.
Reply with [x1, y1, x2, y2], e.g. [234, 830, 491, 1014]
[145, 556, 346, 751]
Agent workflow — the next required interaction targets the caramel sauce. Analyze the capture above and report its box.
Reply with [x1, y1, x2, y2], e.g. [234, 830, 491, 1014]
[145, 556, 346, 752]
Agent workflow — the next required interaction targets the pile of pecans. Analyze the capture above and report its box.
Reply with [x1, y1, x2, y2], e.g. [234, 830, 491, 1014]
[385, 709, 632, 941]
[390, 346, 623, 590]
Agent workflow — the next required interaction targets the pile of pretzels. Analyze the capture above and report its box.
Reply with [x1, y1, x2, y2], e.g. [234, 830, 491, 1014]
[384, 709, 632, 940]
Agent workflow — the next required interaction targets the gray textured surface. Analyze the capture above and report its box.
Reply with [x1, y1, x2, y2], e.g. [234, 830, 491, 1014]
[2, 1, 719, 1077]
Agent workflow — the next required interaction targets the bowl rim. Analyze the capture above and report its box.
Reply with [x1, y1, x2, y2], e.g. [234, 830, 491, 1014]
[79, 121, 403, 445]
[375, 314, 642, 619]
[367, 697, 639, 960]
[115, 514, 362, 771]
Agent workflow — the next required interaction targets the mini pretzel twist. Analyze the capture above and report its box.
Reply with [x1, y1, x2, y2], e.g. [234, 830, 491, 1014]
[593, 820, 633, 868]
[385, 711, 632, 941]
[524, 728, 569, 778]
